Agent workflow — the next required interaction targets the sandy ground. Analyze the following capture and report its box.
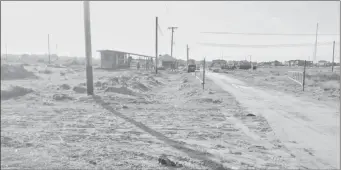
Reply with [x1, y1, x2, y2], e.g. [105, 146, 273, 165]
[205, 71, 340, 169]
[1, 62, 339, 169]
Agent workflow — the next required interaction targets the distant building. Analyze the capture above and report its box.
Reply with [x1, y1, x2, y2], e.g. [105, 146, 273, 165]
[98, 50, 154, 69]
[287, 60, 313, 67]
[284, 61, 290, 66]
[211, 59, 227, 67]
[159, 54, 176, 69]
[318, 60, 329, 66]
[98, 50, 129, 69]
[177, 59, 186, 66]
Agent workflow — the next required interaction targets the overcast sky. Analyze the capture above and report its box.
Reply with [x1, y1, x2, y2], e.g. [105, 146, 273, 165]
[1, 1, 340, 62]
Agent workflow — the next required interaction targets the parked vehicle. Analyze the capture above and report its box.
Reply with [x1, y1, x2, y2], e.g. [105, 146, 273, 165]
[188, 64, 196, 72]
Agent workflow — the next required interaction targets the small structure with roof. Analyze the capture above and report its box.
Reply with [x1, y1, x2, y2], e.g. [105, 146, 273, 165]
[97, 49, 155, 69]
[159, 54, 177, 69]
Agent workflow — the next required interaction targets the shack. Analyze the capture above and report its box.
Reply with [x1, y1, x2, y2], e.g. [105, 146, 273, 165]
[98, 50, 154, 69]
[159, 54, 177, 69]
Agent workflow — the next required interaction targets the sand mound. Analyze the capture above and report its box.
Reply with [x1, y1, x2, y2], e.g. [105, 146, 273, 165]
[100, 82, 109, 90]
[65, 69, 75, 74]
[1, 86, 34, 100]
[130, 82, 150, 92]
[104, 86, 136, 96]
[95, 81, 102, 87]
[73, 86, 87, 93]
[131, 76, 140, 82]
[184, 89, 200, 97]
[128, 97, 153, 104]
[191, 97, 223, 104]
[109, 77, 120, 85]
[146, 76, 163, 85]
[64, 59, 84, 66]
[53, 93, 73, 101]
[60, 84, 71, 90]
[179, 83, 190, 91]
[120, 75, 130, 82]
[38, 68, 53, 74]
[1, 64, 37, 80]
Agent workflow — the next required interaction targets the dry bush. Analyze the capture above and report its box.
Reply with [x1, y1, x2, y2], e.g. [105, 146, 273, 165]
[1, 86, 34, 100]
[306, 72, 340, 82]
[1, 64, 37, 80]
[320, 80, 339, 91]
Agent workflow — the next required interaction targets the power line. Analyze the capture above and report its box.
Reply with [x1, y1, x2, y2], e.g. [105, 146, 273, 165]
[200, 32, 340, 36]
[158, 23, 164, 36]
[197, 41, 339, 48]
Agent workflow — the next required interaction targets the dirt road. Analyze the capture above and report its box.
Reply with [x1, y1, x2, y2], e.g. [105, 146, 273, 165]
[207, 71, 340, 169]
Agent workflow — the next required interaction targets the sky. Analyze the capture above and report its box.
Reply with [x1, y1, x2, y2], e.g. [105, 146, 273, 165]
[1, 1, 340, 62]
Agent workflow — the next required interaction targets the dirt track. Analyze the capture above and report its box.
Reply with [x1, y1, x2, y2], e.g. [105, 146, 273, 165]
[207, 71, 340, 169]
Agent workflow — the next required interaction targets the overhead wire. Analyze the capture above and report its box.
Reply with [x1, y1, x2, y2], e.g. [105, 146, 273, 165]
[158, 23, 164, 36]
[200, 32, 340, 36]
[197, 41, 339, 48]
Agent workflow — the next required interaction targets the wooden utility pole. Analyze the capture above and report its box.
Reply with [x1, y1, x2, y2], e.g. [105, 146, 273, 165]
[186, 45, 189, 66]
[303, 60, 307, 91]
[313, 23, 319, 63]
[203, 57, 206, 90]
[56, 44, 58, 58]
[83, 1, 94, 95]
[168, 26, 177, 68]
[5, 43, 7, 61]
[332, 41, 335, 72]
[249, 55, 252, 69]
[155, 17, 158, 74]
[48, 34, 51, 64]
[168, 27, 177, 58]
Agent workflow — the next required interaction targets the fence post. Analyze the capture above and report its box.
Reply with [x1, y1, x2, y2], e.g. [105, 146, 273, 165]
[303, 60, 306, 91]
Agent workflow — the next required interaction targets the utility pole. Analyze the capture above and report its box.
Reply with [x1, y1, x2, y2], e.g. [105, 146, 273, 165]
[55, 44, 59, 61]
[303, 60, 307, 91]
[332, 41, 335, 72]
[48, 34, 51, 64]
[155, 17, 158, 74]
[5, 43, 7, 61]
[186, 45, 189, 66]
[168, 26, 177, 68]
[249, 55, 252, 69]
[168, 26, 177, 58]
[83, 1, 94, 95]
[313, 23, 319, 63]
[203, 57, 206, 90]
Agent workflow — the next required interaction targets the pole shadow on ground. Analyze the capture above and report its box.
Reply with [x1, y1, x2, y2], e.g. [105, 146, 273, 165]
[92, 95, 229, 170]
